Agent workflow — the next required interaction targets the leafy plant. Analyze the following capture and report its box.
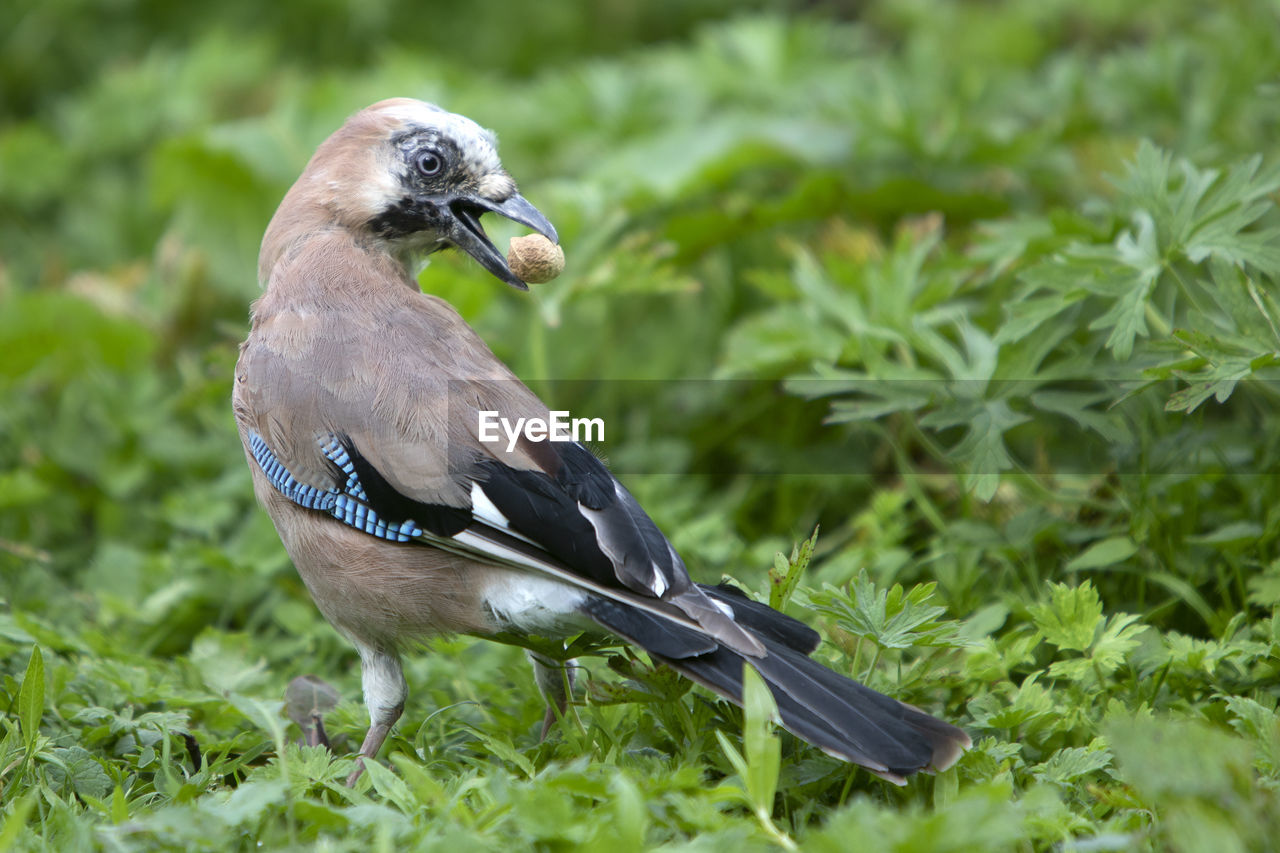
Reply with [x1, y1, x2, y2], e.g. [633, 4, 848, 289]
[2, 0, 1279, 849]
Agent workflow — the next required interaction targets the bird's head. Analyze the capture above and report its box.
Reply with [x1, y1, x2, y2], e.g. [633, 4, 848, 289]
[270, 98, 557, 290]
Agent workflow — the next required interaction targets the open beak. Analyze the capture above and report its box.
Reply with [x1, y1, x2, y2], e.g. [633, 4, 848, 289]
[448, 193, 558, 290]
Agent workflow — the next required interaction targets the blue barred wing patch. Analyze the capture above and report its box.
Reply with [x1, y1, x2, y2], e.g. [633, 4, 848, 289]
[248, 431, 423, 542]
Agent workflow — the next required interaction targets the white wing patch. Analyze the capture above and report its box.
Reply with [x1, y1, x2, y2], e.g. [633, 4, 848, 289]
[649, 565, 668, 597]
[471, 481, 512, 529]
[470, 482, 541, 547]
[454, 530, 546, 572]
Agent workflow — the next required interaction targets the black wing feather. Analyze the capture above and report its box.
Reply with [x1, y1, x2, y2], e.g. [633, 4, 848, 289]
[476, 442, 688, 598]
[551, 441, 615, 509]
[474, 457, 619, 586]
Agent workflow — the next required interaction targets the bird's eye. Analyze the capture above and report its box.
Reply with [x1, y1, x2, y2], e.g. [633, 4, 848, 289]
[416, 151, 443, 176]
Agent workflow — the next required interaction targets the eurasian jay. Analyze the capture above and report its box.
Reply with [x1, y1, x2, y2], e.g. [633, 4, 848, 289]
[233, 98, 970, 786]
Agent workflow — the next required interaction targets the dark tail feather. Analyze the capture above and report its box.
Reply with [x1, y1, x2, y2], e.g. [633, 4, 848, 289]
[583, 597, 970, 784]
[701, 582, 821, 654]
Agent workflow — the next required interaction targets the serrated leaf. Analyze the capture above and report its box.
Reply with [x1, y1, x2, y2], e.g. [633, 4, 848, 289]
[825, 390, 932, 422]
[1029, 390, 1132, 443]
[1246, 559, 1280, 608]
[769, 527, 817, 610]
[811, 572, 963, 649]
[1089, 272, 1155, 361]
[969, 674, 1055, 730]
[1030, 581, 1103, 652]
[43, 746, 113, 800]
[1223, 695, 1280, 747]
[1165, 364, 1250, 412]
[791, 370, 938, 422]
[1091, 613, 1145, 673]
[1047, 657, 1095, 681]
[970, 216, 1057, 278]
[932, 399, 1029, 500]
[1034, 742, 1113, 785]
[718, 305, 845, 377]
[995, 293, 1080, 344]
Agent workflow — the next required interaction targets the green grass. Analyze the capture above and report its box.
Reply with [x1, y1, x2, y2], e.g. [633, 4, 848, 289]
[2, 1, 1279, 849]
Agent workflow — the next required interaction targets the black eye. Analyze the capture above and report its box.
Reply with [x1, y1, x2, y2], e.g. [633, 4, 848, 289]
[416, 150, 443, 176]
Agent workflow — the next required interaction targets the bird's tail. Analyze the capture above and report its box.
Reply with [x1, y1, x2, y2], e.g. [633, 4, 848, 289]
[582, 583, 970, 784]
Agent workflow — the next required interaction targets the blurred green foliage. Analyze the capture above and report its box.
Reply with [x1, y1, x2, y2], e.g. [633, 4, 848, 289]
[2, 0, 1280, 849]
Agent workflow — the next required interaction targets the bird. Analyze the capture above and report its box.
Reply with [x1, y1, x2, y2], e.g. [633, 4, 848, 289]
[233, 98, 970, 787]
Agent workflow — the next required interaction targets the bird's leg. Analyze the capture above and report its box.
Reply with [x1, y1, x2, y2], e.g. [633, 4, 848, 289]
[345, 646, 406, 787]
[527, 651, 579, 740]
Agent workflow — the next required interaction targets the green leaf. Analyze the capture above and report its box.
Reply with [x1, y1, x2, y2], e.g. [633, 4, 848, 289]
[715, 730, 751, 792]
[1246, 559, 1280, 608]
[0, 792, 37, 850]
[201, 778, 290, 829]
[811, 572, 967, 651]
[18, 645, 44, 751]
[1030, 581, 1103, 652]
[471, 730, 536, 779]
[717, 305, 846, 377]
[994, 293, 1079, 345]
[968, 674, 1055, 731]
[1065, 537, 1138, 571]
[1033, 740, 1113, 785]
[923, 398, 1029, 501]
[111, 784, 129, 824]
[1187, 521, 1264, 546]
[607, 772, 649, 851]
[362, 759, 419, 814]
[740, 665, 781, 818]
[189, 630, 270, 695]
[43, 746, 113, 800]
[1088, 268, 1156, 362]
[970, 216, 1057, 280]
[769, 527, 817, 610]
[1029, 390, 1132, 444]
[1091, 613, 1145, 674]
[1107, 716, 1253, 799]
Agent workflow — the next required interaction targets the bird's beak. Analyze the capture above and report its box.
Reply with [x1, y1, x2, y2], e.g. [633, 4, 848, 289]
[449, 193, 558, 290]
